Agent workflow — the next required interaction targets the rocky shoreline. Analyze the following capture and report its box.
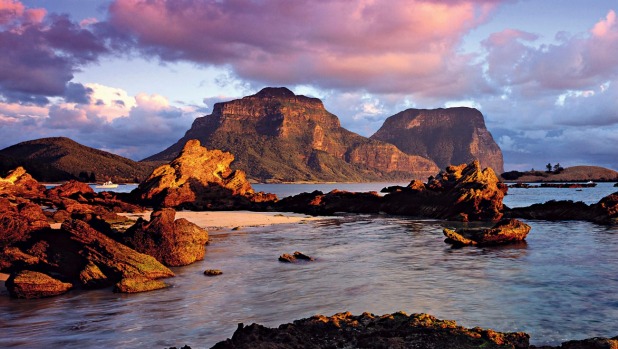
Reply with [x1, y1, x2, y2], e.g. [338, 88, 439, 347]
[164, 311, 617, 349]
[2, 139, 618, 346]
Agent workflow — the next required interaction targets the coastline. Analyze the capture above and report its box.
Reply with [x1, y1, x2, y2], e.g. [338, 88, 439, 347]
[118, 210, 323, 230]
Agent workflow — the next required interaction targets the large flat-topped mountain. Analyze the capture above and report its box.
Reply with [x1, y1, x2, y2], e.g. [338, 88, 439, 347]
[0, 137, 156, 183]
[145, 87, 439, 182]
[371, 107, 504, 173]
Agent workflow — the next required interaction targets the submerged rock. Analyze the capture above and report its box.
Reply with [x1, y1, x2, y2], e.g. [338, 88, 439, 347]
[279, 251, 314, 263]
[210, 311, 530, 349]
[443, 219, 531, 247]
[204, 269, 222, 276]
[123, 208, 209, 267]
[134, 139, 277, 210]
[5, 270, 72, 299]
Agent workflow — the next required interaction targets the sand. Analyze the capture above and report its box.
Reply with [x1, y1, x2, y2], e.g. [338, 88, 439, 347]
[118, 210, 321, 230]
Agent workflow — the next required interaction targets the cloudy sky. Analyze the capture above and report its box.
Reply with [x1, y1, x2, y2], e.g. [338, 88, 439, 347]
[1, 0, 617, 171]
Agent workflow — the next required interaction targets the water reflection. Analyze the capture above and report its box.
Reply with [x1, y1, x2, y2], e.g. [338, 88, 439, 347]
[2, 217, 618, 348]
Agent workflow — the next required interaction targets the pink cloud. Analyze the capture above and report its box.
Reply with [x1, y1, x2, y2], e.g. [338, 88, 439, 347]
[105, 0, 502, 96]
[0, 1, 105, 103]
[592, 10, 616, 37]
[482, 10, 618, 93]
[0, 0, 45, 26]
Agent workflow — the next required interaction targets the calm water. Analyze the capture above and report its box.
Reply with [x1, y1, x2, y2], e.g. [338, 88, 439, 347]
[3, 183, 618, 348]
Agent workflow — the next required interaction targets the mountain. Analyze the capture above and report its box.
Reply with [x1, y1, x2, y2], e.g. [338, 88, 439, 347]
[370, 107, 504, 173]
[0, 137, 157, 183]
[145, 87, 439, 182]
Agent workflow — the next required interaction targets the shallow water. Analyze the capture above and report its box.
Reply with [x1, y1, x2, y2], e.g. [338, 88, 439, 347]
[3, 214, 618, 348]
[4, 183, 618, 348]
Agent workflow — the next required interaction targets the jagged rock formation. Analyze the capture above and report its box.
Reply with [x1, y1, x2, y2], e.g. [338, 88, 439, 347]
[134, 140, 276, 209]
[123, 209, 209, 267]
[0, 167, 177, 297]
[211, 311, 530, 349]
[0, 137, 157, 182]
[371, 107, 504, 173]
[277, 161, 507, 221]
[145, 87, 439, 182]
[0, 166, 46, 199]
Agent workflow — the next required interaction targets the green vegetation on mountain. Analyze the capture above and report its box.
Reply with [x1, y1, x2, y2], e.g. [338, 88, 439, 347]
[0, 137, 157, 183]
[145, 87, 439, 182]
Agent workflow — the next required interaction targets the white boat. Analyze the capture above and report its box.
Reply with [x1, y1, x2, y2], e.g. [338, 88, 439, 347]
[95, 181, 119, 189]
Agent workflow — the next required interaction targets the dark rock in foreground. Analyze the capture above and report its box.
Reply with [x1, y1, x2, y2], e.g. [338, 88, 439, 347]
[444, 219, 531, 247]
[123, 208, 209, 267]
[211, 311, 530, 349]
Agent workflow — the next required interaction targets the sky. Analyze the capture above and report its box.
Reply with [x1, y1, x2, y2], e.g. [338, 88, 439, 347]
[1, 0, 617, 172]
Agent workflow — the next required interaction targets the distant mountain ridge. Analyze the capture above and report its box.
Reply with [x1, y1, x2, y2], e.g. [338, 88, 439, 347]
[501, 166, 618, 182]
[0, 137, 157, 183]
[371, 107, 504, 173]
[145, 87, 440, 182]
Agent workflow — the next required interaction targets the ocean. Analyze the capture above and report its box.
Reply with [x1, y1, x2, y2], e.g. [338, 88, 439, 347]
[3, 182, 618, 348]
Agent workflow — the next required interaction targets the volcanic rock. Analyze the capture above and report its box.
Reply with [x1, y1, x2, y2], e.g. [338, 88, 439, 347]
[113, 277, 168, 293]
[5, 219, 174, 293]
[46, 179, 94, 198]
[0, 198, 49, 249]
[5, 270, 72, 299]
[443, 219, 531, 246]
[278, 251, 314, 263]
[371, 107, 504, 173]
[204, 269, 223, 276]
[135, 139, 276, 209]
[277, 189, 382, 215]
[210, 311, 529, 349]
[381, 160, 507, 221]
[506, 201, 595, 221]
[0, 167, 46, 199]
[123, 208, 209, 267]
[145, 87, 439, 182]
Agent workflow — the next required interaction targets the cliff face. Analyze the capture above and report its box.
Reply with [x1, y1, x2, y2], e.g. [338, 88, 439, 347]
[371, 108, 504, 173]
[145, 88, 439, 182]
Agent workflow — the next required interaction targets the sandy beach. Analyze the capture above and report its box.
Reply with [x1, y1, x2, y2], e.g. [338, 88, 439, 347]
[118, 210, 322, 230]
